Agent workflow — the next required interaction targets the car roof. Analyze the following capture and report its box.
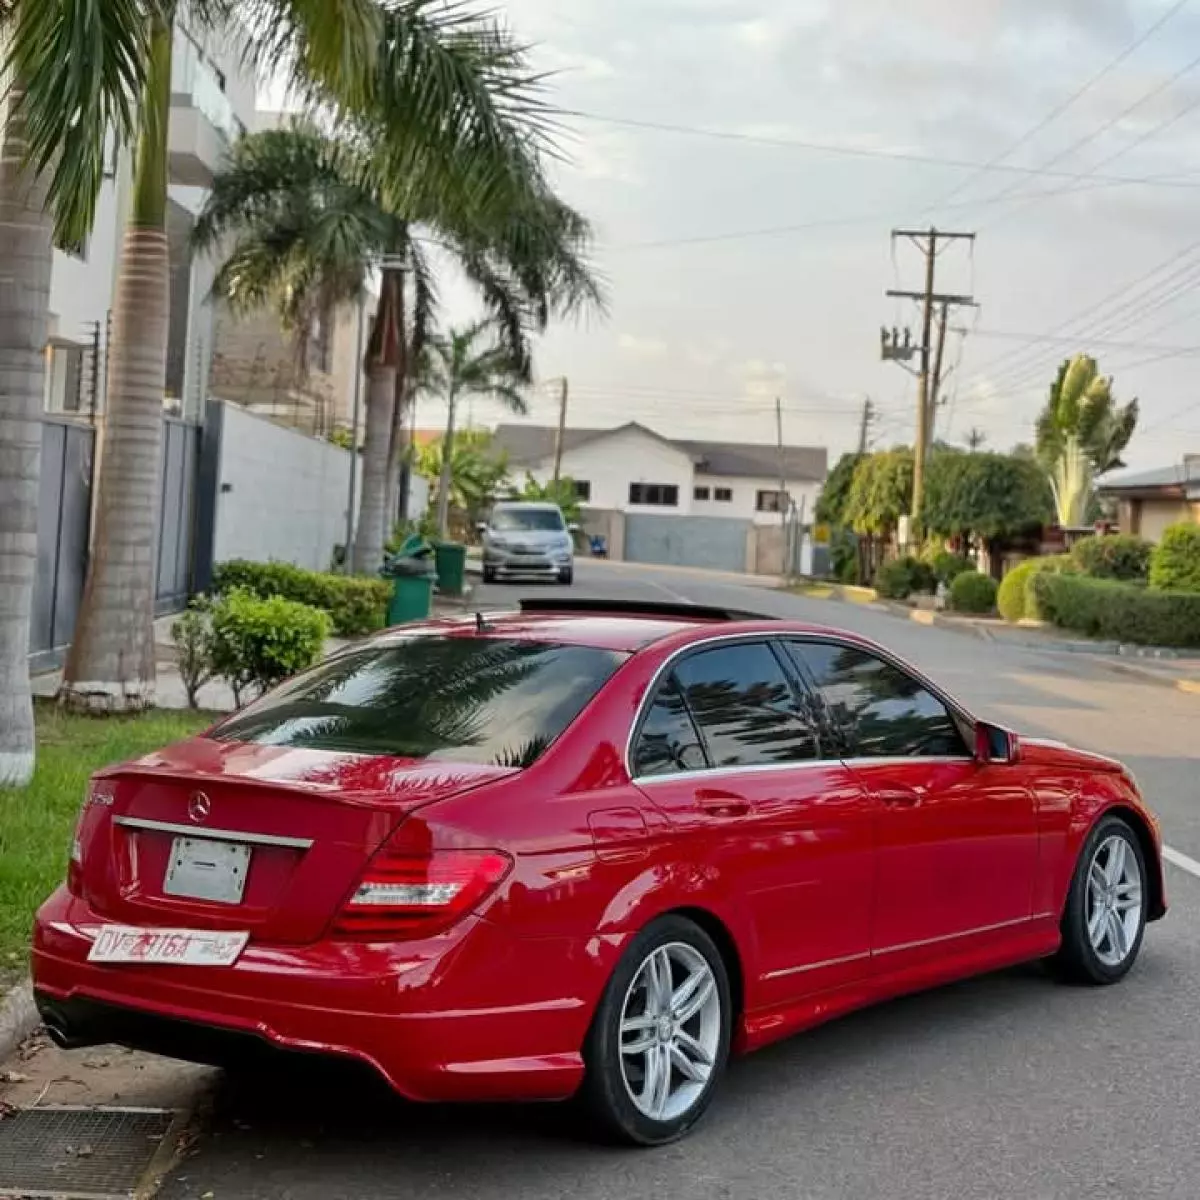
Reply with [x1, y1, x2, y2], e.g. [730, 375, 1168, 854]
[367, 602, 867, 655]
[491, 500, 561, 511]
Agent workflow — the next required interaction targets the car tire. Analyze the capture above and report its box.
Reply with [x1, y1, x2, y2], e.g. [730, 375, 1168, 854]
[1054, 814, 1148, 986]
[558, 568, 574, 586]
[580, 915, 732, 1146]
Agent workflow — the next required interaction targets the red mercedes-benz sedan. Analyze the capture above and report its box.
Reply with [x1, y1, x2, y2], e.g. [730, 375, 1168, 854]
[33, 599, 1165, 1144]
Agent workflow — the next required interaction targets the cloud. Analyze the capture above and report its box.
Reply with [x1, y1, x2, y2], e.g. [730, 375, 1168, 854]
[618, 333, 669, 359]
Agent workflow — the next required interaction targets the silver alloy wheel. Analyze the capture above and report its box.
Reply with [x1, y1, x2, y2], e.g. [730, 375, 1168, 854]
[619, 942, 722, 1123]
[1087, 833, 1143, 968]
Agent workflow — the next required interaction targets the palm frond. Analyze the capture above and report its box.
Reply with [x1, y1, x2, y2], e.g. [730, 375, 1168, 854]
[5, 0, 148, 247]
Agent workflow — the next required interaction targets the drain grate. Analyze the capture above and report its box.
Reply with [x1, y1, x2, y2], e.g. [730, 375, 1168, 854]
[0, 1105, 176, 1200]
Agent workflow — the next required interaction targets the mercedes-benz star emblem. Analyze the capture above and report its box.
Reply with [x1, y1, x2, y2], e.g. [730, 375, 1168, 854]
[188, 792, 212, 824]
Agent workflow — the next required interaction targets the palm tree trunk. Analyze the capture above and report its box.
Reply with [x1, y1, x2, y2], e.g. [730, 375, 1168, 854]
[0, 87, 54, 785]
[384, 349, 408, 529]
[435, 388, 459, 538]
[61, 12, 173, 711]
[352, 362, 397, 573]
[351, 268, 404, 573]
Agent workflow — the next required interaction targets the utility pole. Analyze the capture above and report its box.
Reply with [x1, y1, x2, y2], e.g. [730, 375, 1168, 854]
[928, 302, 950, 453]
[884, 227, 977, 529]
[551, 376, 569, 486]
[775, 396, 787, 512]
[857, 397, 875, 455]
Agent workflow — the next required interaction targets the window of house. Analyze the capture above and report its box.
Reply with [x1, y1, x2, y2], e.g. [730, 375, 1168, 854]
[756, 490, 788, 513]
[693, 486, 711, 501]
[784, 641, 968, 759]
[715, 487, 733, 502]
[673, 642, 820, 768]
[629, 483, 679, 507]
[573, 480, 592, 502]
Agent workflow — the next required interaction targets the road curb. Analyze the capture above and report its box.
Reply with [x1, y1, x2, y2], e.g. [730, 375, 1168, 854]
[0, 981, 38, 1063]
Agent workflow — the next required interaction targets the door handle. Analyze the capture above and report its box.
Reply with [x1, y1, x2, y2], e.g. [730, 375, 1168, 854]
[875, 786, 922, 807]
[695, 788, 752, 818]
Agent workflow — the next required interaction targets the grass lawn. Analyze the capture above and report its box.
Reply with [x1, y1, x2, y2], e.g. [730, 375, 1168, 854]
[0, 703, 214, 972]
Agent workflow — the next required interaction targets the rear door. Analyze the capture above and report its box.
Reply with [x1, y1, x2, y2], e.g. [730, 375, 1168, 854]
[631, 639, 875, 1007]
[783, 638, 1039, 972]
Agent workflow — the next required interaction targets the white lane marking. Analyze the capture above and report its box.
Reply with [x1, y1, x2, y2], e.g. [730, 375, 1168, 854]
[645, 577, 692, 603]
[1164, 845, 1200, 879]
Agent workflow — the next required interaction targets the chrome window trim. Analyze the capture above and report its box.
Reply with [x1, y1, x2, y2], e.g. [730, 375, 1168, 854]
[114, 816, 313, 850]
[633, 754, 974, 787]
[624, 630, 976, 782]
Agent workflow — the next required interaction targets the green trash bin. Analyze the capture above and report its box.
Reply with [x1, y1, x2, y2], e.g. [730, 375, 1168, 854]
[433, 541, 467, 597]
[381, 546, 436, 625]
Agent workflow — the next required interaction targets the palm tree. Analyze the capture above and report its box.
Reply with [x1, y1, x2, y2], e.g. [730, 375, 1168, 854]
[422, 322, 528, 536]
[195, 120, 602, 571]
[0, 84, 53, 785]
[6, 0, 560, 711]
[1036, 355, 1139, 477]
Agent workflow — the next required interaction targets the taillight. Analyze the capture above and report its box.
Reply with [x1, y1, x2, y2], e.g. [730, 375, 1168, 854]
[331, 826, 512, 940]
[67, 779, 113, 897]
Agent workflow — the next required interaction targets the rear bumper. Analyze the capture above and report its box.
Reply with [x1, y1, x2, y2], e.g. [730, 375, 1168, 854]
[32, 887, 600, 1103]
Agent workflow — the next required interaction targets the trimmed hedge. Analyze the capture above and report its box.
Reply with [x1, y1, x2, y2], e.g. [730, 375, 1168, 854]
[874, 556, 936, 600]
[1032, 572, 1200, 647]
[949, 570, 998, 614]
[210, 589, 331, 706]
[1149, 522, 1200, 593]
[1070, 534, 1152, 582]
[213, 559, 389, 637]
[997, 554, 1071, 623]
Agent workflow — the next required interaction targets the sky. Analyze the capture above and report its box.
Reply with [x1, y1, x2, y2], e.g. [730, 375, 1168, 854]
[405, 0, 1200, 472]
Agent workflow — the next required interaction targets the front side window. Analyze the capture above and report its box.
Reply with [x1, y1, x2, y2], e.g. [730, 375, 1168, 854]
[674, 642, 819, 768]
[786, 641, 968, 759]
[213, 639, 627, 768]
[632, 675, 707, 777]
[755, 489, 788, 513]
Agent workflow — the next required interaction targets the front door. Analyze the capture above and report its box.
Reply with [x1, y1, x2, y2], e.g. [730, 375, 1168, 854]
[630, 639, 875, 1009]
[784, 639, 1039, 973]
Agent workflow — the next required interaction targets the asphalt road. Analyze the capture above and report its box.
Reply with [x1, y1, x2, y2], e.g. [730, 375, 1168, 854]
[163, 560, 1200, 1200]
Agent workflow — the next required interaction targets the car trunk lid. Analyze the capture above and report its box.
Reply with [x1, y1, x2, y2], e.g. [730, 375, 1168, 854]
[77, 738, 517, 944]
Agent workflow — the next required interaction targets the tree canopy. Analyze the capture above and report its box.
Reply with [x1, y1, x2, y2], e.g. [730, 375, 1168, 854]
[815, 452, 863, 526]
[845, 449, 912, 538]
[922, 450, 1053, 541]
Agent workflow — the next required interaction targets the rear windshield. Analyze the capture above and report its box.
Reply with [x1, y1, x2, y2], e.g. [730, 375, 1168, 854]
[211, 638, 626, 767]
[491, 508, 565, 532]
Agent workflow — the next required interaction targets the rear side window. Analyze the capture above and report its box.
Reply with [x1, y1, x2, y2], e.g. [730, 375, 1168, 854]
[633, 675, 707, 778]
[212, 638, 627, 768]
[786, 641, 968, 759]
[674, 642, 820, 768]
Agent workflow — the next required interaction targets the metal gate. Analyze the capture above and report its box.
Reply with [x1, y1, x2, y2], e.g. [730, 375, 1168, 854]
[623, 514, 752, 573]
[155, 417, 200, 614]
[29, 418, 95, 671]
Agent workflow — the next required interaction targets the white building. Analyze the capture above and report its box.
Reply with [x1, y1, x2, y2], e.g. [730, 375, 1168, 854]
[493, 422, 827, 525]
[42, 16, 256, 420]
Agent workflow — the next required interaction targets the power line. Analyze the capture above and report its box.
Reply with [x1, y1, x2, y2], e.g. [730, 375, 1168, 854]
[922, 0, 1194, 213]
[571, 111, 1200, 191]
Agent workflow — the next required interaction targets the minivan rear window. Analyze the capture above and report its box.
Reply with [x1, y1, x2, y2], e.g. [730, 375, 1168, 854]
[211, 638, 627, 767]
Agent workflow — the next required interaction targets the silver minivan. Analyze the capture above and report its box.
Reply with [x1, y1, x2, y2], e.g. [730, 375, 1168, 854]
[479, 501, 575, 585]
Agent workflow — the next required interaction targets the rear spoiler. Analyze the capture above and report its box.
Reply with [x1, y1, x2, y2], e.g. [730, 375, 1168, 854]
[517, 598, 778, 623]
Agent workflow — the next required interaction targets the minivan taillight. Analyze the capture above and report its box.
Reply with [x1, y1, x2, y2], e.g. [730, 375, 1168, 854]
[331, 828, 512, 940]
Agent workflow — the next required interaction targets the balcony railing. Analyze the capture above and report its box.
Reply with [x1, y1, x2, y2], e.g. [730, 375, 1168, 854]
[171, 31, 243, 143]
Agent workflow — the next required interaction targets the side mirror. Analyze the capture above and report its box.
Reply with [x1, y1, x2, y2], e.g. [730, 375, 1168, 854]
[975, 721, 1016, 765]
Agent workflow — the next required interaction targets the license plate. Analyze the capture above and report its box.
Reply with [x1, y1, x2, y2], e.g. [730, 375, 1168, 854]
[88, 926, 249, 967]
[163, 837, 251, 905]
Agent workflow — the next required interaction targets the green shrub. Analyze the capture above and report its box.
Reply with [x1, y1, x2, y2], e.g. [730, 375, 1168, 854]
[1033, 572, 1200, 647]
[209, 589, 331, 706]
[930, 551, 973, 586]
[949, 570, 998, 614]
[874, 556, 935, 600]
[171, 600, 215, 709]
[1149, 523, 1200, 593]
[212, 559, 389, 636]
[1023, 554, 1072, 621]
[996, 556, 1069, 623]
[1070, 534, 1152, 582]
